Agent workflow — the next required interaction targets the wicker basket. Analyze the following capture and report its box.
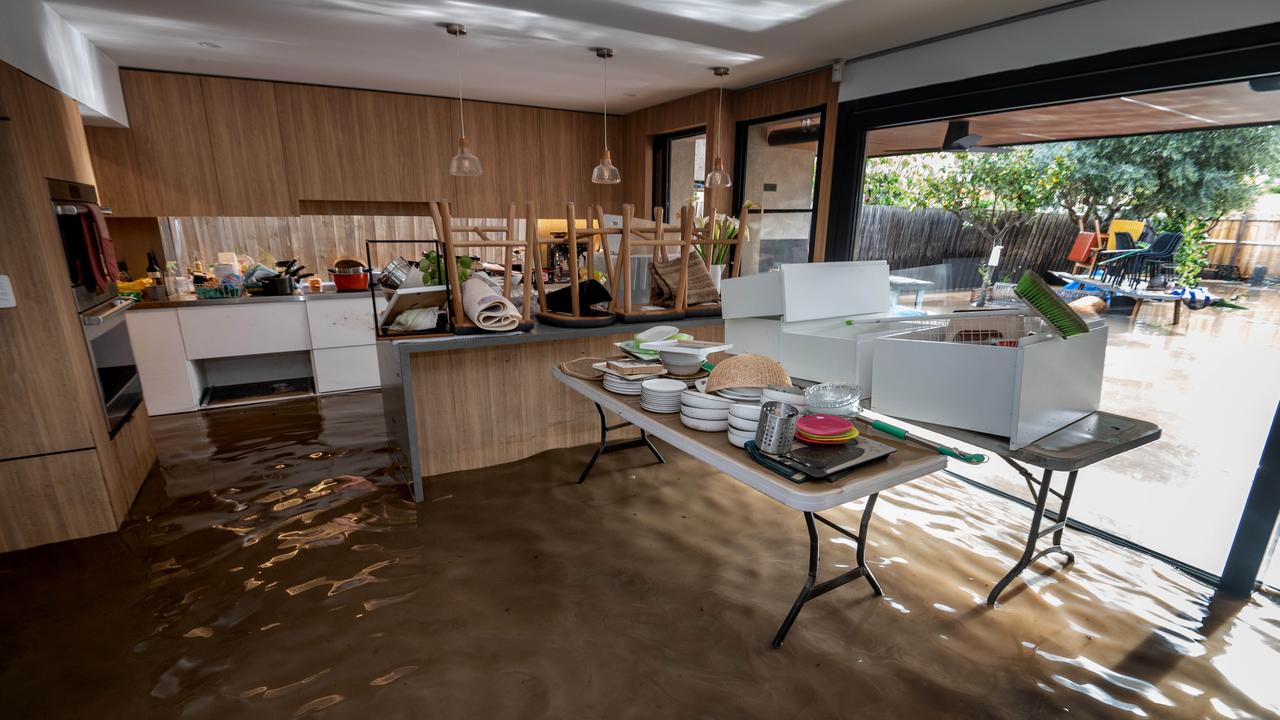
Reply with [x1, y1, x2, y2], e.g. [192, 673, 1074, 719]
[706, 353, 791, 393]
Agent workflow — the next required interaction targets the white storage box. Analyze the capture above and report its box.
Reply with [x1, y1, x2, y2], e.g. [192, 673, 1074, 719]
[726, 314, 911, 386]
[871, 317, 1107, 449]
[722, 261, 890, 322]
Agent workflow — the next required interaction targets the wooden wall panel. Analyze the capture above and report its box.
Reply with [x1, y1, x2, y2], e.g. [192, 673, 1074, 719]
[83, 126, 149, 216]
[0, 65, 104, 459]
[201, 77, 294, 215]
[0, 449, 118, 552]
[97, 405, 156, 524]
[121, 71, 222, 215]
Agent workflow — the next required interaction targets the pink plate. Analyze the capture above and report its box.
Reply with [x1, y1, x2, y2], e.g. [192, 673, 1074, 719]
[796, 414, 854, 437]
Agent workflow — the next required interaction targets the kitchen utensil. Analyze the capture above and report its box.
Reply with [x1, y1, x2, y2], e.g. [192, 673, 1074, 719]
[762, 385, 807, 408]
[259, 275, 296, 296]
[755, 401, 800, 455]
[288, 265, 306, 277]
[804, 382, 862, 416]
[561, 357, 607, 380]
[659, 349, 703, 376]
[380, 256, 411, 289]
[852, 412, 988, 464]
[331, 269, 370, 292]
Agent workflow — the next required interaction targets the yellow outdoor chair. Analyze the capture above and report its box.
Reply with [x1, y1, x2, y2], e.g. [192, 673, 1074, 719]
[1106, 219, 1145, 251]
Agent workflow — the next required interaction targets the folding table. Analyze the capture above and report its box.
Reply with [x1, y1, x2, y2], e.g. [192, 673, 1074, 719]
[552, 368, 947, 646]
[910, 411, 1161, 604]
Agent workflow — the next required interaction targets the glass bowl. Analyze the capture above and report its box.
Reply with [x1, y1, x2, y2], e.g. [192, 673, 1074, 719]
[803, 382, 863, 416]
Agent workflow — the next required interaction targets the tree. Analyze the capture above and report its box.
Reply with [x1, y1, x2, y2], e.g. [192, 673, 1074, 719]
[1039, 126, 1280, 230]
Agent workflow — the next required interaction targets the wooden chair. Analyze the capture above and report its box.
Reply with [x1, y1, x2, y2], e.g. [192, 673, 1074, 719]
[1067, 219, 1102, 277]
[611, 205, 691, 324]
[533, 202, 620, 328]
[429, 200, 536, 334]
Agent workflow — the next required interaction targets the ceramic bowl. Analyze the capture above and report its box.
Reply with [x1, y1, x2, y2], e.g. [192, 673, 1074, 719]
[680, 390, 734, 409]
[727, 427, 755, 448]
[659, 350, 703, 376]
[762, 386, 807, 407]
[728, 403, 763, 421]
[727, 415, 758, 432]
[680, 405, 730, 420]
[680, 413, 730, 432]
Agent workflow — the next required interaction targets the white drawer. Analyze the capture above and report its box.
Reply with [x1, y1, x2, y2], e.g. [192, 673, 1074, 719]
[313, 345, 380, 393]
[178, 302, 310, 359]
[306, 297, 379, 349]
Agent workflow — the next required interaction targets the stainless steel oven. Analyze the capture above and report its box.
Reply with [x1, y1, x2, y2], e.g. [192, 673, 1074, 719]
[81, 296, 142, 437]
[51, 179, 142, 435]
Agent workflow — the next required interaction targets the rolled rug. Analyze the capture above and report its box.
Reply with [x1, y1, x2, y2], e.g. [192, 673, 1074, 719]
[462, 277, 521, 331]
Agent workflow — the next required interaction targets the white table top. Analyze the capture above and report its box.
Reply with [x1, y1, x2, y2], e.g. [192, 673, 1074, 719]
[553, 369, 948, 512]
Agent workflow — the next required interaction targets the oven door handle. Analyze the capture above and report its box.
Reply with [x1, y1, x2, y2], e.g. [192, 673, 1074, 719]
[82, 298, 133, 326]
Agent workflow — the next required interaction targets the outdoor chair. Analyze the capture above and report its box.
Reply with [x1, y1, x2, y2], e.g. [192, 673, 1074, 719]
[1066, 230, 1102, 276]
[1135, 231, 1182, 282]
[1097, 231, 1142, 286]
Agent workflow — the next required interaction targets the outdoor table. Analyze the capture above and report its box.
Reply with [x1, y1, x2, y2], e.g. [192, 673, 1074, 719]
[908, 411, 1161, 604]
[889, 274, 934, 309]
[552, 368, 947, 647]
[1055, 271, 1185, 324]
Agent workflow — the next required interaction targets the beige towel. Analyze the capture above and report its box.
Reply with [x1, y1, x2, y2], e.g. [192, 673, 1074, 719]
[649, 253, 719, 307]
[462, 277, 521, 331]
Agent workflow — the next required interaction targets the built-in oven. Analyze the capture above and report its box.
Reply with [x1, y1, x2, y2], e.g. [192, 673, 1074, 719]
[50, 179, 142, 436]
[82, 298, 143, 436]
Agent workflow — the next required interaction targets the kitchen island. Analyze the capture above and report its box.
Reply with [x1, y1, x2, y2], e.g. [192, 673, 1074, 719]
[379, 317, 724, 501]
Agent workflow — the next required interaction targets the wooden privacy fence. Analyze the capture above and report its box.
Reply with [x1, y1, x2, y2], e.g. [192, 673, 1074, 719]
[1206, 217, 1280, 275]
[855, 206, 1080, 287]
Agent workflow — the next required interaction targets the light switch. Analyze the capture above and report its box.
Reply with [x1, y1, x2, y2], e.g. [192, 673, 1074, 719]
[0, 275, 14, 308]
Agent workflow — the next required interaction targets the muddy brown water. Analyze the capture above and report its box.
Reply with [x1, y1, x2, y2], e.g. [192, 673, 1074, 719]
[1, 391, 1276, 718]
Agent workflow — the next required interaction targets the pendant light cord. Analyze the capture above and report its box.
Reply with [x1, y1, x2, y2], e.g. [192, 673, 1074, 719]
[601, 54, 609, 152]
[456, 31, 466, 138]
[715, 74, 724, 157]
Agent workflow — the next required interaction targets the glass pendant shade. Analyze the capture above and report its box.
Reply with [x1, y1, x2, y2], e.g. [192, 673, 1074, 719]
[705, 156, 732, 188]
[450, 136, 483, 176]
[591, 150, 621, 185]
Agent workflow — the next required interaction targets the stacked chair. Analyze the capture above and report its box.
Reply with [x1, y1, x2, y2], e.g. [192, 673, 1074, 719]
[429, 200, 537, 334]
[533, 202, 622, 327]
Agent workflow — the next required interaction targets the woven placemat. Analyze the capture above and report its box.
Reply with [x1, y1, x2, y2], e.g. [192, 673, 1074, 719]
[560, 356, 608, 380]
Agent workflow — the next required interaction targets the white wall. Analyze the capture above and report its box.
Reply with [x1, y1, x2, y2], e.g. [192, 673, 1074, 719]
[840, 0, 1280, 101]
[0, 0, 127, 125]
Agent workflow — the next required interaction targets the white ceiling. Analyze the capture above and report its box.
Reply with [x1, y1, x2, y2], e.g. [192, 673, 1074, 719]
[49, 0, 1070, 114]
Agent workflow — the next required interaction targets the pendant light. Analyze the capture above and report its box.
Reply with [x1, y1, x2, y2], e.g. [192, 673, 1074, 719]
[705, 66, 732, 188]
[590, 47, 621, 185]
[444, 23, 482, 177]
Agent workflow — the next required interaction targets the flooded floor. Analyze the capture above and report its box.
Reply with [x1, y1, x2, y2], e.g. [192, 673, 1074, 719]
[1, 391, 1278, 718]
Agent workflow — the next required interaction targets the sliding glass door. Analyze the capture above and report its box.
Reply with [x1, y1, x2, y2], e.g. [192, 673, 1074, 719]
[736, 109, 823, 271]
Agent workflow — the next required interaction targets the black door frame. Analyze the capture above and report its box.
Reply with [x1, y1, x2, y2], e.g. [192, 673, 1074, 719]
[823, 21, 1280, 593]
[731, 105, 828, 263]
[652, 127, 708, 219]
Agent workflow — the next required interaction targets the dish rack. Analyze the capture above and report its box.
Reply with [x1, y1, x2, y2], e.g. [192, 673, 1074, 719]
[195, 285, 242, 299]
[871, 314, 1107, 449]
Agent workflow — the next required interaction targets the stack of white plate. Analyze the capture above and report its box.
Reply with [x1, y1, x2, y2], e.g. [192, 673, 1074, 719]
[727, 403, 763, 448]
[603, 373, 646, 395]
[693, 378, 764, 403]
[679, 389, 734, 431]
[640, 378, 686, 413]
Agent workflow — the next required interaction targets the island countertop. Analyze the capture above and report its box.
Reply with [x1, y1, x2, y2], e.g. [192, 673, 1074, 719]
[132, 290, 378, 310]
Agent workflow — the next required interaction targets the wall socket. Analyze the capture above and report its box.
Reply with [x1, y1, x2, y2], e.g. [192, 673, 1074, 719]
[0, 275, 14, 308]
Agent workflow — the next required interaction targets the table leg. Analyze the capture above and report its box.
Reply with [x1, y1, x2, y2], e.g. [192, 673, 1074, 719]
[1173, 298, 1182, 325]
[577, 402, 665, 484]
[913, 289, 925, 309]
[772, 494, 882, 648]
[987, 468, 1076, 605]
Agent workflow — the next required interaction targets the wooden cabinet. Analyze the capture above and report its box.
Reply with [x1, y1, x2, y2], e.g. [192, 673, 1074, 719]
[276, 83, 450, 203]
[83, 126, 150, 216]
[120, 70, 223, 216]
[201, 76, 294, 215]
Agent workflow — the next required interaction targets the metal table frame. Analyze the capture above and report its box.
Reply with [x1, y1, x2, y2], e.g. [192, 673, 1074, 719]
[557, 370, 946, 647]
[910, 411, 1161, 604]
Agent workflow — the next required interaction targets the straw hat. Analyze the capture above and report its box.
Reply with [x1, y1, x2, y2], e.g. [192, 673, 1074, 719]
[706, 354, 791, 393]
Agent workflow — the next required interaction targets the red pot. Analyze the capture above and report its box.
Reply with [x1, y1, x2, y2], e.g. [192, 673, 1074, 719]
[330, 270, 369, 292]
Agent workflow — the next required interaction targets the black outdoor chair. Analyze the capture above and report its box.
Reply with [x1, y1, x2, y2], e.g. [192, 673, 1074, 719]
[1135, 231, 1182, 282]
[1098, 231, 1140, 285]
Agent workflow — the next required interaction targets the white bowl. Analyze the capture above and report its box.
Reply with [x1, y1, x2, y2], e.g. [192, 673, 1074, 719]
[762, 388, 807, 407]
[727, 415, 758, 432]
[727, 427, 755, 448]
[681, 390, 734, 409]
[659, 350, 704, 376]
[680, 413, 729, 432]
[728, 403, 763, 421]
[680, 405, 729, 420]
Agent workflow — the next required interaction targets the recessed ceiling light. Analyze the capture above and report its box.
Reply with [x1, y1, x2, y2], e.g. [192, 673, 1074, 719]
[198, 41, 221, 49]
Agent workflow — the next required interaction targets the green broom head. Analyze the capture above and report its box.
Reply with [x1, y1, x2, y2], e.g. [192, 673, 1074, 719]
[1014, 270, 1089, 337]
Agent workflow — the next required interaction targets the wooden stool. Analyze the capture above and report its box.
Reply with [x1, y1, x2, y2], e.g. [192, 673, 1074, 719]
[534, 202, 621, 328]
[612, 205, 690, 324]
[429, 200, 536, 334]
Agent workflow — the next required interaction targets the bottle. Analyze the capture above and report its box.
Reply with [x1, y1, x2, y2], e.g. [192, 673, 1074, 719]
[117, 260, 132, 282]
[146, 252, 162, 283]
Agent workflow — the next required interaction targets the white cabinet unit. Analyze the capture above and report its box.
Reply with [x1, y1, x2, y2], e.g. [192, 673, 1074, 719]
[306, 296, 378, 349]
[177, 302, 310, 359]
[313, 345, 380, 393]
[125, 308, 202, 414]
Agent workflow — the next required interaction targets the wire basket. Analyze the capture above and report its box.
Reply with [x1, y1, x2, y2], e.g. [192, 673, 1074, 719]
[971, 282, 1105, 307]
[195, 285, 242, 299]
